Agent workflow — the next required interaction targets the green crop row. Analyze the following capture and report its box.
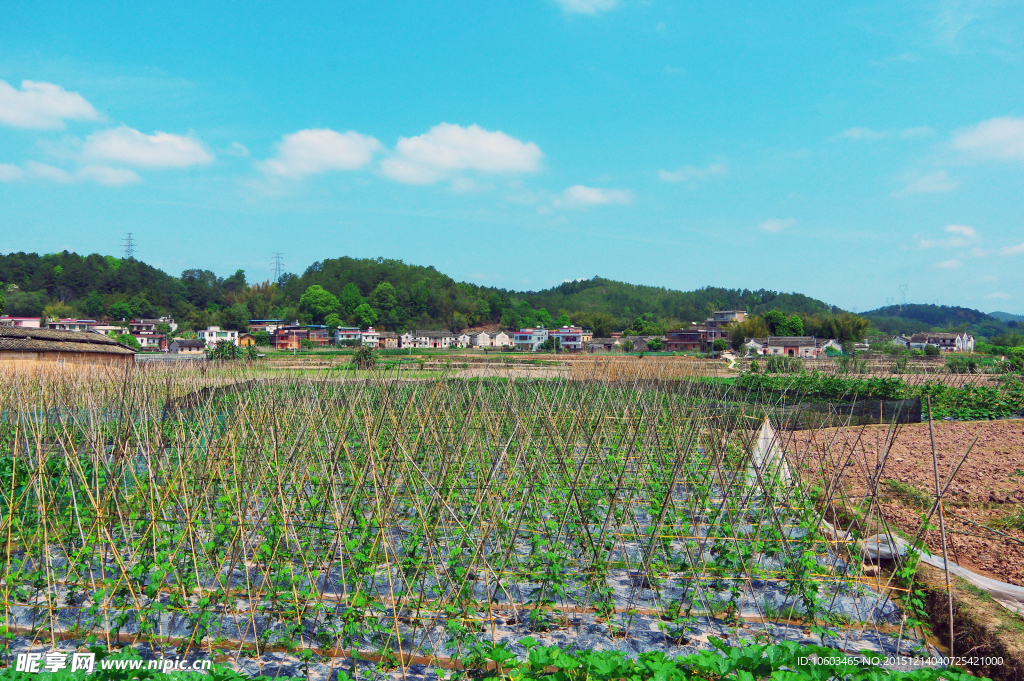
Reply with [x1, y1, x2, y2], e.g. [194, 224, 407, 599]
[737, 371, 1024, 420]
[0, 638, 981, 681]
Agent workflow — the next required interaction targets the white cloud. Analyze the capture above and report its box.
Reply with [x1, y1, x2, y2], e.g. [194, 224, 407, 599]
[381, 123, 542, 185]
[917, 225, 978, 249]
[945, 224, 976, 238]
[841, 127, 887, 140]
[258, 128, 382, 179]
[0, 80, 100, 130]
[933, 259, 962, 269]
[24, 161, 140, 186]
[840, 126, 933, 141]
[894, 170, 958, 196]
[658, 162, 728, 182]
[0, 163, 23, 181]
[757, 218, 796, 233]
[986, 292, 1011, 300]
[1001, 242, 1024, 256]
[82, 126, 214, 168]
[951, 116, 1024, 160]
[553, 0, 618, 15]
[554, 185, 633, 208]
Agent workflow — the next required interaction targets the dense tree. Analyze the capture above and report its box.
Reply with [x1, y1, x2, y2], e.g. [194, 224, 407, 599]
[353, 303, 377, 327]
[299, 285, 340, 323]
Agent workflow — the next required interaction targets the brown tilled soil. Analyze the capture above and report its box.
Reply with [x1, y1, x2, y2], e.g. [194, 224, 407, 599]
[791, 419, 1024, 587]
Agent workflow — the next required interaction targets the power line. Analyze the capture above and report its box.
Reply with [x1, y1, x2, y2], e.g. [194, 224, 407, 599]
[271, 253, 284, 282]
[122, 233, 136, 259]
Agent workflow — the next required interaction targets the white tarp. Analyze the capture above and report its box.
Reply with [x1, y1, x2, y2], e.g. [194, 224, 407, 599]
[750, 418, 792, 484]
[860, 533, 1024, 616]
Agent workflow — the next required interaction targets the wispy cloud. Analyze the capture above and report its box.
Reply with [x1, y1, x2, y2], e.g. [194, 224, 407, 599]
[840, 126, 934, 141]
[917, 224, 978, 249]
[986, 292, 1012, 300]
[553, 185, 633, 208]
[1001, 242, 1024, 256]
[658, 162, 728, 183]
[381, 123, 542, 185]
[0, 79, 100, 130]
[552, 0, 618, 15]
[894, 170, 958, 196]
[932, 259, 962, 269]
[0, 163, 23, 181]
[951, 116, 1024, 161]
[24, 161, 140, 186]
[757, 218, 796, 233]
[83, 126, 214, 168]
[258, 129, 383, 179]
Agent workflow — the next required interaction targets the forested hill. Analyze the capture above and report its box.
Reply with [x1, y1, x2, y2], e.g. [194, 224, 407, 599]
[518, 277, 837, 321]
[863, 304, 1012, 338]
[3, 250, 845, 336]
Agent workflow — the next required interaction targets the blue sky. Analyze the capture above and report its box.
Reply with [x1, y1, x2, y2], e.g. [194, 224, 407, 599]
[1, 1, 1022, 313]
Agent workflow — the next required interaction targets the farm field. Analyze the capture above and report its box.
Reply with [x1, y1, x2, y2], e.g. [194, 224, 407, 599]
[0, 363, 1012, 680]
[794, 420, 1024, 586]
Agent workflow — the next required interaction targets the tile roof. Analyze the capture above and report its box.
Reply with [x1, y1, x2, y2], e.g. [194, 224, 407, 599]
[0, 327, 136, 355]
[171, 339, 207, 348]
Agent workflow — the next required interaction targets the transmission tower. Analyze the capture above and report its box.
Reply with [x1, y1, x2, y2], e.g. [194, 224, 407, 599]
[898, 284, 908, 312]
[885, 297, 894, 307]
[271, 252, 284, 282]
[122, 233, 136, 259]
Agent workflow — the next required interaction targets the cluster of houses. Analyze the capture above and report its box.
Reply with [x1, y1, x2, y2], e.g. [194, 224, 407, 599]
[892, 332, 975, 353]
[0, 313, 979, 357]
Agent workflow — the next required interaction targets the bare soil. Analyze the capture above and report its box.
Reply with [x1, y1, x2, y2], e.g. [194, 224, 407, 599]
[792, 419, 1024, 587]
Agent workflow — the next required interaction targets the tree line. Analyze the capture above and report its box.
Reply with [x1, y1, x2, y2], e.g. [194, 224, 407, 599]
[2, 251, 873, 339]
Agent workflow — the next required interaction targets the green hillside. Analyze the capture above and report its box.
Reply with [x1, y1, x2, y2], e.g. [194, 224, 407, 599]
[2, 250, 856, 337]
[863, 303, 1011, 339]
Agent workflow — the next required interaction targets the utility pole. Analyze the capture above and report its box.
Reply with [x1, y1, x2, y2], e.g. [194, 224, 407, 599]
[122, 233, 136, 259]
[271, 253, 284, 282]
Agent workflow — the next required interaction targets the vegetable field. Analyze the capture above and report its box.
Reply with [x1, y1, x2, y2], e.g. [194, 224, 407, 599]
[0, 364, 976, 679]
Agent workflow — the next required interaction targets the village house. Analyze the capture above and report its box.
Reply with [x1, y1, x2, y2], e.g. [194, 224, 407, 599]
[197, 326, 239, 347]
[413, 330, 456, 348]
[624, 335, 667, 352]
[272, 325, 308, 350]
[492, 331, 511, 347]
[513, 326, 549, 351]
[47, 319, 97, 332]
[467, 331, 487, 347]
[169, 339, 206, 355]
[665, 327, 706, 352]
[361, 327, 380, 347]
[335, 327, 362, 344]
[0, 326, 136, 368]
[248, 319, 287, 334]
[586, 337, 620, 352]
[129, 319, 160, 335]
[134, 335, 167, 352]
[238, 333, 257, 347]
[0, 316, 42, 328]
[549, 326, 587, 352]
[378, 331, 399, 349]
[703, 310, 747, 343]
[752, 336, 837, 357]
[455, 332, 471, 347]
[905, 332, 975, 353]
